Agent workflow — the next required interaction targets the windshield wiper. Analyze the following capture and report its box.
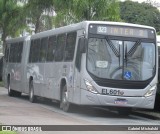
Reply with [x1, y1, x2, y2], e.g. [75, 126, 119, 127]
[125, 44, 128, 67]
[127, 40, 141, 56]
[106, 37, 120, 57]
[106, 37, 120, 67]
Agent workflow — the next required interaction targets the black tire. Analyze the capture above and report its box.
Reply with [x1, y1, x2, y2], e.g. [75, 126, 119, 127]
[8, 80, 21, 97]
[118, 108, 132, 116]
[8, 80, 14, 96]
[60, 85, 71, 112]
[29, 80, 36, 103]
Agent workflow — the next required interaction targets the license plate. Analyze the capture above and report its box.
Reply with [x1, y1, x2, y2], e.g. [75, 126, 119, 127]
[102, 89, 124, 96]
[114, 99, 128, 105]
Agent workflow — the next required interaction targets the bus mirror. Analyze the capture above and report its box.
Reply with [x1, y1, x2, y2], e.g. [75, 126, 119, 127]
[80, 38, 86, 53]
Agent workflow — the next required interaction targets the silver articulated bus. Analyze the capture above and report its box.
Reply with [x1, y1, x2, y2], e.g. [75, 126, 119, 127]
[157, 35, 160, 91]
[3, 21, 158, 114]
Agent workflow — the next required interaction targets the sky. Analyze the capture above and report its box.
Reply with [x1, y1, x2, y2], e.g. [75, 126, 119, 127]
[121, 0, 160, 3]
[120, 0, 160, 8]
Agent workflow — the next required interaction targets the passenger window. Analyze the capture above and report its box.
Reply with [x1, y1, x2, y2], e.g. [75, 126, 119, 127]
[14, 43, 19, 63]
[29, 40, 34, 63]
[64, 32, 77, 61]
[55, 34, 66, 61]
[17, 42, 23, 63]
[34, 39, 40, 62]
[47, 36, 57, 62]
[9, 44, 15, 62]
[39, 37, 48, 62]
[31, 40, 37, 62]
[5, 44, 9, 62]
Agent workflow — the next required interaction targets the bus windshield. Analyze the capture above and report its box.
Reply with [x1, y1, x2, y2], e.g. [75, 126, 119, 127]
[87, 37, 155, 81]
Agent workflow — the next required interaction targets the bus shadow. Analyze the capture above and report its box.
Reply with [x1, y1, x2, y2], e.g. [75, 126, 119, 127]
[19, 94, 160, 120]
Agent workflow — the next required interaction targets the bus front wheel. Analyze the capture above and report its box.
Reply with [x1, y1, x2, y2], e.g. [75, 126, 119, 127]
[29, 81, 36, 103]
[60, 85, 71, 112]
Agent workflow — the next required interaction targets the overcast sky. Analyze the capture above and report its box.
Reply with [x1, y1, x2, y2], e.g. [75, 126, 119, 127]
[120, 0, 160, 8]
[120, 0, 159, 3]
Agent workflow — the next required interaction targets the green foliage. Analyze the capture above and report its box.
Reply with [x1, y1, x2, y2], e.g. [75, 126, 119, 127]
[0, 131, 17, 134]
[0, 0, 26, 36]
[0, 0, 27, 46]
[24, 0, 54, 33]
[120, 1, 160, 32]
[53, 0, 121, 27]
[1, 0, 121, 36]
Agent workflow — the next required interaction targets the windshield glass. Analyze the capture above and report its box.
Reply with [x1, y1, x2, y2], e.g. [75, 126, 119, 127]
[87, 37, 155, 81]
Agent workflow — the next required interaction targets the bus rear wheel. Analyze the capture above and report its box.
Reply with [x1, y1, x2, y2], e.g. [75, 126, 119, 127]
[60, 85, 71, 112]
[29, 81, 36, 103]
[8, 81, 14, 96]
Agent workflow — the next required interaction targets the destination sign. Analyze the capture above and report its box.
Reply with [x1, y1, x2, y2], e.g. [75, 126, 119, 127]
[89, 24, 155, 39]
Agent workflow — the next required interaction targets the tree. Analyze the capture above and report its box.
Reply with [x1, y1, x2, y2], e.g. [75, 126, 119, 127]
[13, 0, 121, 32]
[53, 0, 121, 27]
[120, 1, 160, 32]
[23, 0, 55, 33]
[146, 0, 160, 8]
[0, 0, 26, 49]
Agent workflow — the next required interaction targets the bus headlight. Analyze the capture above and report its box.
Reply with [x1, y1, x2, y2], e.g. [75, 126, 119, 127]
[144, 85, 157, 97]
[84, 79, 99, 94]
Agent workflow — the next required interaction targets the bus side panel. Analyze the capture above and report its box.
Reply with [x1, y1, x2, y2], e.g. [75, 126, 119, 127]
[13, 63, 23, 92]
[44, 62, 75, 101]
[3, 44, 11, 89]
[62, 62, 75, 102]
[26, 63, 44, 97]
[9, 63, 18, 91]
[3, 65, 11, 89]
[43, 62, 57, 99]
[3, 59, 9, 89]
[72, 33, 86, 104]
[53, 62, 64, 100]
[21, 40, 30, 94]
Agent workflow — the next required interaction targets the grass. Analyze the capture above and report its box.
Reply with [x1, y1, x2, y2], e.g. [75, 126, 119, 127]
[0, 131, 17, 134]
[0, 123, 17, 134]
[0, 81, 4, 87]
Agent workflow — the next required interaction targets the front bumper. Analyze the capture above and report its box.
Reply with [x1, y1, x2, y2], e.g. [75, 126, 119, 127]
[80, 89, 155, 109]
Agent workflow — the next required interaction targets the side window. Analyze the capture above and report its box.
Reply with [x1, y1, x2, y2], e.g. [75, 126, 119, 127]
[17, 42, 23, 63]
[29, 40, 34, 63]
[5, 44, 9, 62]
[64, 32, 77, 61]
[9, 44, 14, 62]
[39, 37, 48, 62]
[55, 34, 66, 61]
[29, 39, 40, 63]
[31, 40, 36, 62]
[47, 36, 57, 62]
[14, 43, 18, 63]
[34, 39, 40, 62]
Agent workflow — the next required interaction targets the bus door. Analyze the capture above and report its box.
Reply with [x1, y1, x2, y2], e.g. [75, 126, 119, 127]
[73, 36, 85, 103]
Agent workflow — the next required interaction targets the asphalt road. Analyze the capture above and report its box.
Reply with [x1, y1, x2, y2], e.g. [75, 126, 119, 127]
[0, 86, 160, 134]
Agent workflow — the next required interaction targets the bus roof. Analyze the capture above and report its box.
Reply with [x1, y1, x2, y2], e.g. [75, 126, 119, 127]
[6, 36, 30, 44]
[31, 21, 155, 40]
[5, 21, 155, 41]
[85, 21, 155, 29]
